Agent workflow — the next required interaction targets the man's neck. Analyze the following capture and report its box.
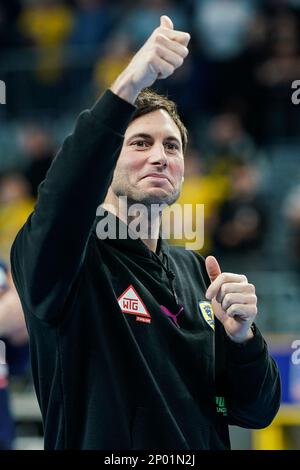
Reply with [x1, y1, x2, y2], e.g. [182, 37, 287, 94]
[102, 196, 161, 253]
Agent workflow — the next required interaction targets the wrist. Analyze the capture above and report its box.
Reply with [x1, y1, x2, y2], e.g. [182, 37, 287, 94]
[110, 71, 140, 105]
[225, 325, 255, 344]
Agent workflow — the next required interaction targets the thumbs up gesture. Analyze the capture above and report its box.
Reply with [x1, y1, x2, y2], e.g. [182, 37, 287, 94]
[160, 15, 174, 29]
[110, 15, 190, 104]
[205, 256, 257, 343]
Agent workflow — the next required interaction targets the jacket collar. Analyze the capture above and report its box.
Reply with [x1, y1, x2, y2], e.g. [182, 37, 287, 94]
[93, 209, 170, 259]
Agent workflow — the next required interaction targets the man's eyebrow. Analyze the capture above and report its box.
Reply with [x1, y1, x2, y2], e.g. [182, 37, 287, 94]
[126, 133, 152, 143]
[126, 133, 182, 146]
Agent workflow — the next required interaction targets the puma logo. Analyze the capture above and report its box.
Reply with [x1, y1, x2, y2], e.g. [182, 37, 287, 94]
[160, 305, 184, 328]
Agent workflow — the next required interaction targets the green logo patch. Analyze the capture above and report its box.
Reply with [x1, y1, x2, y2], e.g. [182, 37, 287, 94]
[216, 396, 227, 416]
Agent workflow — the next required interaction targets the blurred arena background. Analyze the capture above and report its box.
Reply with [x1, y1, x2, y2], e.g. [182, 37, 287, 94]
[1, 0, 300, 450]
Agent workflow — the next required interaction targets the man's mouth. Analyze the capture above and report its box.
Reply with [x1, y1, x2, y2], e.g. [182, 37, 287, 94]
[142, 173, 171, 183]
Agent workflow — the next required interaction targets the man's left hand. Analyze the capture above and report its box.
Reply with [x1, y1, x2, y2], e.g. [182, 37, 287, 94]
[205, 256, 257, 343]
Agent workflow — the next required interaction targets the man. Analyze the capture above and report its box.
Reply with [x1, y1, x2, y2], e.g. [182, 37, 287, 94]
[10, 16, 280, 449]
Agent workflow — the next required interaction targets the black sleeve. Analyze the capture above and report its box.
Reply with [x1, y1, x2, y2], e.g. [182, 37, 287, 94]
[216, 321, 281, 428]
[10, 90, 136, 323]
[195, 252, 281, 428]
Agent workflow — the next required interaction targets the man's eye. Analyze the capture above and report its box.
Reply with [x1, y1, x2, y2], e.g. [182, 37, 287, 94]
[165, 143, 179, 151]
[132, 140, 148, 148]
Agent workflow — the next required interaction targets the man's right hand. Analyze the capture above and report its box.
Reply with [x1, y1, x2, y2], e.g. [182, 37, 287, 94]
[110, 15, 190, 104]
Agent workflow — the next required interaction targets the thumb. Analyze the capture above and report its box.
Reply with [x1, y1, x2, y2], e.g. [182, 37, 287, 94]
[160, 15, 174, 29]
[205, 256, 222, 283]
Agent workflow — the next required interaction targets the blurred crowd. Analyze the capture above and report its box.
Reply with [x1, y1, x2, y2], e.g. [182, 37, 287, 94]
[0, 0, 300, 132]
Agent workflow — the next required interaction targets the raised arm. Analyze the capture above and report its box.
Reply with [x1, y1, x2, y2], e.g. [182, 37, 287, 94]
[10, 16, 190, 323]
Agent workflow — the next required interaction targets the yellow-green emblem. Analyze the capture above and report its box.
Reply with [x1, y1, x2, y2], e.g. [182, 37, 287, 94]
[199, 301, 215, 330]
[216, 396, 227, 415]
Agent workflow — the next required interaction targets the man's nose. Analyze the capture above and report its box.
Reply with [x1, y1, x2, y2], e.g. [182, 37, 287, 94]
[148, 144, 168, 166]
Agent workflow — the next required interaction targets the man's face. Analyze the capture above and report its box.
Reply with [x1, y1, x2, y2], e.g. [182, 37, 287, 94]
[110, 109, 184, 207]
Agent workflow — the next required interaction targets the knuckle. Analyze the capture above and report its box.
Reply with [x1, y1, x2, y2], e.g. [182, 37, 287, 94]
[222, 293, 233, 309]
[182, 46, 189, 57]
[220, 273, 229, 282]
[220, 283, 228, 297]
[167, 64, 174, 75]
[227, 304, 236, 316]
[153, 44, 162, 55]
[176, 56, 184, 67]
[180, 32, 190, 44]
[223, 273, 234, 283]
[251, 305, 258, 316]
[155, 33, 165, 44]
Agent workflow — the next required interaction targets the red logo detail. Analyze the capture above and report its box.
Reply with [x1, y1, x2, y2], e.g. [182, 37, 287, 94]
[136, 316, 151, 324]
[118, 285, 151, 324]
[123, 298, 139, 311]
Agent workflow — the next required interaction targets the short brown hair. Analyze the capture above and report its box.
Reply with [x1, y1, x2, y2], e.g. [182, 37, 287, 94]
[130, 88, 188, 153]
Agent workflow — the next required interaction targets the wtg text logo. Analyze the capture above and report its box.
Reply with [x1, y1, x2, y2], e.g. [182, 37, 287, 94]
[0, 80, 6, 104]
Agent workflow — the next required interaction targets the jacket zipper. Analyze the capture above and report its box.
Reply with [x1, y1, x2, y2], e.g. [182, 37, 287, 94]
[151, 252, 179, 306]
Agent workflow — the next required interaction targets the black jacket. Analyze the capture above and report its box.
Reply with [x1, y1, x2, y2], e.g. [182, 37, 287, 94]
[10, 90, 281, 450]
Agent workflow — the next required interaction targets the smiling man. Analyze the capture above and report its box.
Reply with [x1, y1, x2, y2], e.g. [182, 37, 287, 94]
[10, 16, 280, 449]
[108, 103, 184, 208]
[102, 88, 186, 252]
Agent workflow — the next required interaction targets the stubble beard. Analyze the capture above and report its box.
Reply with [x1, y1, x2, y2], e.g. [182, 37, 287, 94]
[111, 177, 181, 209]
